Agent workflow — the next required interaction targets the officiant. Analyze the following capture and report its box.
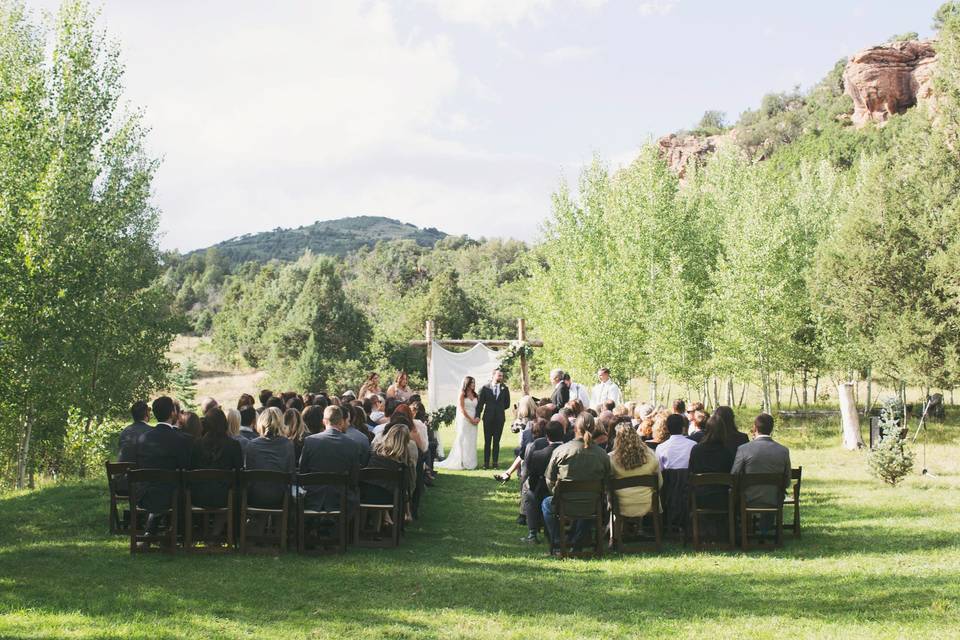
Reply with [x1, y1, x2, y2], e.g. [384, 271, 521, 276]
[477, 368, 511, 469]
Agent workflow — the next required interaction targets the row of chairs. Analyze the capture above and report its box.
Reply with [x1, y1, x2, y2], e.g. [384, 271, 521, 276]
[552, 467, 802, 558]
[106, 462, 406, 555]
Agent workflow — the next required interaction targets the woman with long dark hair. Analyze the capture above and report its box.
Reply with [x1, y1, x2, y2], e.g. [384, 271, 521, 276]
[436, 376, 479, 470]
[189, 408, 243, 508]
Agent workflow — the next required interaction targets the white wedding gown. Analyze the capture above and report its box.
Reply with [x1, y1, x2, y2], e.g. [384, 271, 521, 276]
[437, 396, 478, 470]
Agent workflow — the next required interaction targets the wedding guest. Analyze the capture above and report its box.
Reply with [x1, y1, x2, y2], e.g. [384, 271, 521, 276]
[686, 401, 705, 430]
[672, 398, 686, 416]
[634, 403, 655, 428]
[118, 401, 152, 463]
[225, 407, 246, 451]
[302, 405, 324, 435]
[711, 406, 749, 454]
[688, 410, 709, 443]
[237, 394, 256, 410]
[238, 407, 258, 441]
[564, 372, 590, 406]
[345, 405, 372, 465]
[608, 424, 661, 518]
[590, 368, 622, 407]
[520, 420, 564, 543]
[386, 370, 414, 402]
[541, 413, 612, 554]
[655, 414, 696, 471]
[362, 424, 414, 531]
[731, 413, 791, 508]
[358, 372, 382, 399]
[179, 411, 202, 439]
[550, 369, 569, 407]
[134, 397, 191, 531]
[644, 411, 671, 450]
[299, 406, 363, 513]
[199, 397, 219, 415]
[244, 407, 295, 508]
[282, 408, 307, 461]
[189, 408, 243, 508]
[689, 413, 737, 509]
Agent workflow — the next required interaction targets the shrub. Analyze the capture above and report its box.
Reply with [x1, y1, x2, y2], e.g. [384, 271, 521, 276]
[867, 413, 915, 485]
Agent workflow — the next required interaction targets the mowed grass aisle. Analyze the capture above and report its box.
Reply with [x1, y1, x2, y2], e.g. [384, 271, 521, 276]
[1, 425, 959, 639]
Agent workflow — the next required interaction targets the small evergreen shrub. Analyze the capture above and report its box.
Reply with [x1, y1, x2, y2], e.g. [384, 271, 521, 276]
[867, 411, 914, 485]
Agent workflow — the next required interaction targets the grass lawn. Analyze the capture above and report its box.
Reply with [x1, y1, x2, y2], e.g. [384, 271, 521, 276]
[1, 419, 958, 639]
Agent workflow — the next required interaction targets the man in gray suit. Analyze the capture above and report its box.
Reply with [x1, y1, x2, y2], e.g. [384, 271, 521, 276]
[299, 406, 363, 513]
[731, 413, 791, 507]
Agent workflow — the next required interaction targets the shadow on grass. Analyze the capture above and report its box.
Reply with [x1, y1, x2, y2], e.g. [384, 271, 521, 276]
[1, 471, 959, 634]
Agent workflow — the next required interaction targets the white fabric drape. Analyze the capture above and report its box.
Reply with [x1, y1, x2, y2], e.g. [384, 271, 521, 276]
[428, 341, 502, 410]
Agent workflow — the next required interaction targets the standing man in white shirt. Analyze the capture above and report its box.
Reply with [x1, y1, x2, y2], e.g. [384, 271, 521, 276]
[590, 367, 622, 408]
[565, 373, 590, 406]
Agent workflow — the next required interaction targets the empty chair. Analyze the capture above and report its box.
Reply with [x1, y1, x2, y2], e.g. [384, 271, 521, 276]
[105, 461, 134, 534]
[783, 467, 803, 538]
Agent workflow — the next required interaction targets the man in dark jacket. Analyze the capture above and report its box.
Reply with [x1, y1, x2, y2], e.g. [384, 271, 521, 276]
[118, 401, 152, 463]
[476, 368, 511, 469]
[134, 396, 191, 531]
[299, 406, 363, 513]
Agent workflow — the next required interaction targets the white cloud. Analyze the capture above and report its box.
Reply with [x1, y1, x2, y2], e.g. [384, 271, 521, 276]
[417, 0, 608, 28]
[541, 45, 598, 64]
[638, 1, 678, 17]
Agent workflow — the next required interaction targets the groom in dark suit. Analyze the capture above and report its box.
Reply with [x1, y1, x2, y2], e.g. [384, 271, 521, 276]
[477, 368, 511, 469]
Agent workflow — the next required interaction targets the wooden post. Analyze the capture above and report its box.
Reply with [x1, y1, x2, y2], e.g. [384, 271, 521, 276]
[517, 318, 529, 396]
[425, 320, 434, 408]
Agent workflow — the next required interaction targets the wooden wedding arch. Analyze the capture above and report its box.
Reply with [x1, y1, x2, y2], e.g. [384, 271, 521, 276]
[409, 319, 543, 395]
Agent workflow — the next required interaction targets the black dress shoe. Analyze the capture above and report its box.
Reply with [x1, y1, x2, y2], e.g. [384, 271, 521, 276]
[521, 533, 540, 544]
[516, 515, 527, 525]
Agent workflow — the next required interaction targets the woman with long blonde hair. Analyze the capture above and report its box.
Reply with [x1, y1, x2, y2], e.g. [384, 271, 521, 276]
[609, 423, 661, 520]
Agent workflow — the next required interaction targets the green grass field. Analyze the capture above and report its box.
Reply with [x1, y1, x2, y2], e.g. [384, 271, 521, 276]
[1, 419, 958, 639]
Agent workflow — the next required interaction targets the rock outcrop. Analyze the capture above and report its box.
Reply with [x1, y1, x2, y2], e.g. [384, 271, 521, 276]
[843, 40, 937, 127]
[656, 133, 725, 178]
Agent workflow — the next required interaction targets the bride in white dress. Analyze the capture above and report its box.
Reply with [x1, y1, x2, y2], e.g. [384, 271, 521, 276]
[437, 376, 480, 470]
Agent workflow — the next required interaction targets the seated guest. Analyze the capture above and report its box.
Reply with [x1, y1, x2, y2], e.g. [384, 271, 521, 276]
[687, 410, 709, 442]
[199, 397, 219, 415]
[237, 393, 255, 410]
[362, 424, 414, 529]
[118, 401, 152, 463]
[520, 420, 564, 543]
[244, 407, 295, 508]
[373, 397, 401, 436]
[225, 407, 243, 443]
[238, 406, 258, 441]
[178, 411, 202, 439]
[541, 413, 612, 554]
[386, 370, 414, 402]
[689, 413, 737, 510]
[298, 406, 363, 513]
[711, 406, 749, 454]
[672, 398, 686, 416]
[134, 396, 192, 529]
[258, 389, 273, 412]
[266, 396, 285, 411]
[633, 402, 654, 428]
[392, 404, 427, 453]
[189, 408, 243, 509]
[302, 405, 324, 435]
[731, 413, 792, 508]
[686, 401, 704, 430]
[300, 407, 363, 511]
[358, 372, 382, 400]
[345, 405, 373, 465]
[644, 411, 670, 450]
[655, 414, 696, 470]
[282, 408, 307, 462]
[608, 423, 661, 518]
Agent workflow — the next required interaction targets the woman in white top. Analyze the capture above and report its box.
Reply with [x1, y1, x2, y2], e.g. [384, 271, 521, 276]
[386, 370, 414, 403]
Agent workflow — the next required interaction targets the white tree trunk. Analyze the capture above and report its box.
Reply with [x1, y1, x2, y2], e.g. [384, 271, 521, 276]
[838, 382, 863, 450]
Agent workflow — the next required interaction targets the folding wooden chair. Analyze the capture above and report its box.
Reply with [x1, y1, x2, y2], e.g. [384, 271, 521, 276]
[738, 472, 786, 550]
[239, 470, 291, 554]
[554, 479, 605, 559]
[354, 466, 405, 548]
[608, 475, 662, 553]
[183, 469, 237, 553]
[297, 472, 351, 554]
[105, 461, 134, 534]
[127, 469, 180, 554]
[783, 467, 802, 538]
[688, 473, 736, 550]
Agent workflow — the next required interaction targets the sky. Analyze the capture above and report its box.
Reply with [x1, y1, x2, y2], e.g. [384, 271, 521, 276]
[27, 0, 944, 252]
